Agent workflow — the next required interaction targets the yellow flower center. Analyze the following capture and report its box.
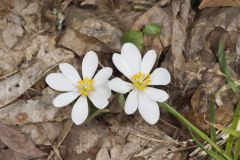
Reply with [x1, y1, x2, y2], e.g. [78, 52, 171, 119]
[132, 72, 151, 91]
[77, 77, 93, 96]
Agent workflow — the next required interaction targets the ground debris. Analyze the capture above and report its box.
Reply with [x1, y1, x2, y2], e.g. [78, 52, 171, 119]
[0, 0, 240, 159]
[0, 121, 47, 159]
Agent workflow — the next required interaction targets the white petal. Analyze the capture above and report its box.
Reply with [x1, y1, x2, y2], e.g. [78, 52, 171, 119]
[121, 43, 141, 73]
[59, 63, 81, 84]
[96, 83, 112, 98]
[150, 68, 171, 85]
[93, 67, 112, 86]
[112, 53, 133, 80]
[71, 96, 88, 125]
[144, 87, 169, 102]
[46, 73, 78, 92]
[101, 82, 112, 98]
[82, 51, 98, 79]
[88, 87, 109, 109]
[108, 78, 133, 94]
[53, 92, 80, 107]
[141, 50, 157, 75]
[124, 90, 138, 114]
[88, 85, 111, 109]
[138, 93, 160, 125]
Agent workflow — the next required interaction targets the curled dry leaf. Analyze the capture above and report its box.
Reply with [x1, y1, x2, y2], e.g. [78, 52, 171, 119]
[181, 7, 240, 114]
[0, 36, 74, 108]
[187, 69, 234, 132]
[186, 7, 240, 59]
[199, 0, 240, 9]
[0, 121, 47, 158]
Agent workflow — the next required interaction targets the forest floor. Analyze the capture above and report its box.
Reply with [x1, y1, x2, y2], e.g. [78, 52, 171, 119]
[0, 0, 240, 160]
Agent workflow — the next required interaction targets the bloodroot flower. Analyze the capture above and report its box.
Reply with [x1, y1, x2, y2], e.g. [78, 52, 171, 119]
[46, 51, 112, 125]
[108, 43, 171, 125]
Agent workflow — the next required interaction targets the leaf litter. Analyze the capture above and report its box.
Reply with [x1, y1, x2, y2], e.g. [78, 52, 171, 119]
[0, 0, 240, 159]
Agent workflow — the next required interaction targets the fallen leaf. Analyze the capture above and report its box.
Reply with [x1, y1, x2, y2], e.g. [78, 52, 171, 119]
[20, 122, 63, 145]
[0, 140, 29, 160]
[21, 2, 40, 16]
[2, 13, 24, 48]
[58, 28, 110, 57]
[199, 0, 240, 9]
[0, 121, 47, 158]
[0, 36, 74, 108]
[61, 120, 107, 159]
[66, 6, 123, 51]
[95, 115, 181, 160]
[0, 45, 18, 78]
[0, 88, 71, 125]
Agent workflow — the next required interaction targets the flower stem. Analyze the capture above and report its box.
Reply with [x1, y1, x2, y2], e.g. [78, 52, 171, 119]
[159, 102, 232, 160]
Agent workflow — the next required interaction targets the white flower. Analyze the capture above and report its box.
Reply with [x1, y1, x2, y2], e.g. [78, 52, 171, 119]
[108, 43, 171, 125]
[46, 51, 112, 125]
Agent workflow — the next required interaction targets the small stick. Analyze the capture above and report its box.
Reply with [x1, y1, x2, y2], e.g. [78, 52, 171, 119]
[168, 145, 198, 153]
[47, 120, 73, 160]
[130, 131, 171, 144]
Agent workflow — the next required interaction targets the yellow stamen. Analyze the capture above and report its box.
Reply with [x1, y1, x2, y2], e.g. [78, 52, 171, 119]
[132, 72, 151, 90]
[77, 77, 93, 96]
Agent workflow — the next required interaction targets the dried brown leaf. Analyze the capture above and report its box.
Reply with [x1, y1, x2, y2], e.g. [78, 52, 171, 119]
[20, 122, 63, 145]
[0, 89, 71, 125]
[0, 139, 30, 160]
[21, 2, 40, 16]
[66, 6, 122, 51]
[59, 28, 110, 56]
[0, 36, 74, 108]
[2, 13, 24, 48]
[199, 0, 240, 9]
[60, 120, 107, 160]
[0, 121, 47, 158]
[0, 45, 18, 78]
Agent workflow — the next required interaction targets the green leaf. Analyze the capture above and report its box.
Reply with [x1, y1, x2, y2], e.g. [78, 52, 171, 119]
[159, 102, 232, 160]
[143, 24, 161, 36]
[86, 108, 110, 123]
[234, 138, 240, 160]
[117, 93, 125, 109]
[86, 101, 110, 123]
[226, 99, 240, 154]
[218, 38, 238, 93]
[207, 122, 240, 138]
[189, 129, 225, 160]
[122, 30, 143, 51]
[209, 96, 217, 154]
